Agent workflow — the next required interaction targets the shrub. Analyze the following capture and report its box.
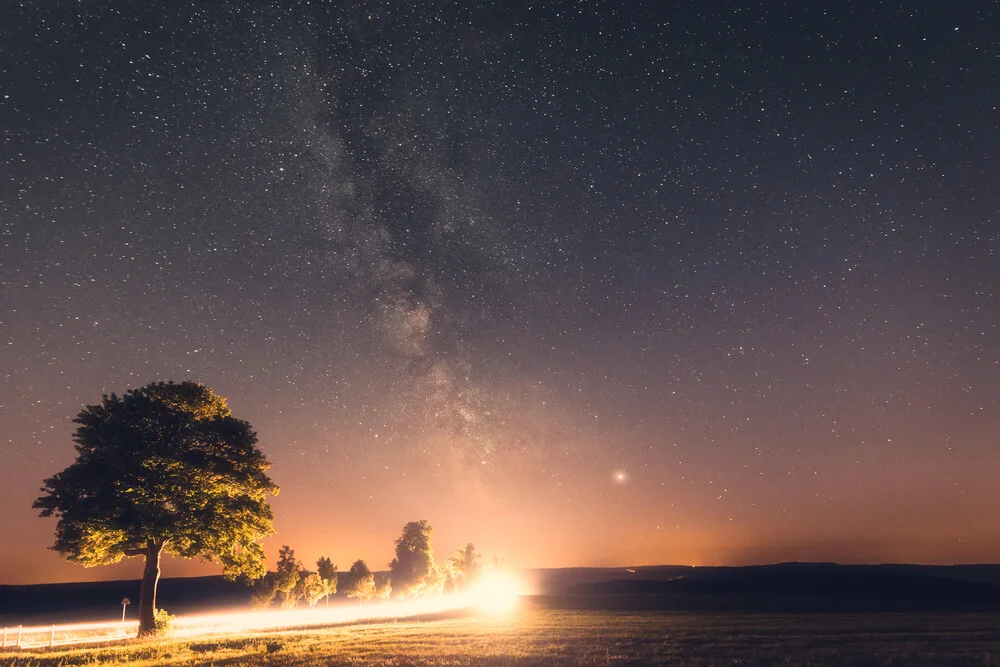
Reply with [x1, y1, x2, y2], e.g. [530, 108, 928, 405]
[154, 608, 175, 634]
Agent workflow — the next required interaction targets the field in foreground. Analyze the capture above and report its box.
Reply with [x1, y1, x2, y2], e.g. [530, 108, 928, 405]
[4, 604, 1000, 666]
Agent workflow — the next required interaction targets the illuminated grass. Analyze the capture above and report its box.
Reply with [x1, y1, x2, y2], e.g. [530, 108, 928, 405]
[3, 606, 1000, 666]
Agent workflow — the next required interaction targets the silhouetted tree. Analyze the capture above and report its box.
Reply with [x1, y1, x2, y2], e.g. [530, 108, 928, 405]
[250, 573, 278, 609]
[449, 543, 481, 588]
[389, 520, 437, 598]
[275, 545, 301, 609]
[33, 381, 277, 635]
[347, 559, 375, 603]
[316, 557, 338, 606]
[374, 572, 392, 601]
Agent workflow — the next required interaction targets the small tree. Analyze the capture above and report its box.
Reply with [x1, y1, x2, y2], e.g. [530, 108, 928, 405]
[316, 557, 338, 606]
[33, 381, 277, 635]
[449, 543, 481, 589]
[250, 572, 278, 609]
[374, 572, 392, 601]
[275, 545, 301, 609]
[298, 573, 327, 607]
[389, 520, 437, 598]
[346, 559, 375, 603]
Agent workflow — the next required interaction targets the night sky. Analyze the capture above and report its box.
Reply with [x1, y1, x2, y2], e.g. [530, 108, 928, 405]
[2, 2, 998, 585]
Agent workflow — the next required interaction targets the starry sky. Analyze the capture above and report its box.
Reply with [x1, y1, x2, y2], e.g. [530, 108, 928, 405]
[1, 2, 998, 585]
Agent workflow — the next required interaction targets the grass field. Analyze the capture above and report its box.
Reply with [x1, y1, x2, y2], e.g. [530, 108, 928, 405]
[3, 602, 1000, 666]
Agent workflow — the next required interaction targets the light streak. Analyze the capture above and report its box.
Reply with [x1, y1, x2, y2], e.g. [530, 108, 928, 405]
[1, 619, 138, 649]
[2, 572, 526, 650]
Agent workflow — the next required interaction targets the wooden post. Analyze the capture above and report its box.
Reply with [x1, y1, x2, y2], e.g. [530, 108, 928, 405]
[2, 626, 6, 648]
[49, 625, 55, 647]
[15, 625, 21, 649]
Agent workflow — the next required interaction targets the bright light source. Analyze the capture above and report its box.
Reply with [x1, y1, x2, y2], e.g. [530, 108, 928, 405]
[467, 570, 522, 615]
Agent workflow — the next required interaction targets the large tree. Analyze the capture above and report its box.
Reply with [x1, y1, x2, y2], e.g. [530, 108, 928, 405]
[389, 520, 437, 598]
[33, 381, 278, 635]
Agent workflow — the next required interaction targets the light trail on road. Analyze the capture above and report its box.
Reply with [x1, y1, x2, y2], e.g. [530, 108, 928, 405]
[2, 619, 138, 649]
[2, 571, 524, 650]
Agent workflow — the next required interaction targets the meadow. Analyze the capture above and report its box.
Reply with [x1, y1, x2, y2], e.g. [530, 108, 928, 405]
[3, 602, 1000, 666]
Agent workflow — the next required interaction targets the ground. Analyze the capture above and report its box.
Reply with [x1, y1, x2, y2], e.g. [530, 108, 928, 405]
[3, 604, 1000, 666]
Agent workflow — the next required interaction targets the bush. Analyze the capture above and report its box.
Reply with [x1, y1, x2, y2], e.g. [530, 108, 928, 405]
[154, 608, 175, 634]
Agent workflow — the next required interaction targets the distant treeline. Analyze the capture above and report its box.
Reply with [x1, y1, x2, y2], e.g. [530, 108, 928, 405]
[247, 521, 484, 611]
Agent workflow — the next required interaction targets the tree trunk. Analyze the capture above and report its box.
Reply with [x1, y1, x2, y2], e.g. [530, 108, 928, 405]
[137, 540, 163, 636]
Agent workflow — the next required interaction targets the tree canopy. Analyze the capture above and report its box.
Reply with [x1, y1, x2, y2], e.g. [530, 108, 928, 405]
[316, 556, 338, 606]
[347, 559, 375, 602]
[316, 556, 337, 583]
[275, 545, 302, 609]
[449, 543, 481, 588]
[389, 520, 437, 598]
[33, 381, 277, 634]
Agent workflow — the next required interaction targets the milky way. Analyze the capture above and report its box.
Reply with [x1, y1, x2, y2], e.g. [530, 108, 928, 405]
[1, 2, 998, 583]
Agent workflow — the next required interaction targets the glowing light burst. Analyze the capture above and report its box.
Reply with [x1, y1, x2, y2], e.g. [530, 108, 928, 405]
[6, 573, 527, 649]
[463, 569, 523, 615]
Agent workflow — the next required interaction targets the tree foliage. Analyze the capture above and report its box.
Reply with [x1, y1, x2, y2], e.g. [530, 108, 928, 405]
[316, 556, 338, 605]
[275, 545, 301, 609]
[298, 573, 329, 607]
[388, 520, 437, 598]
[346, 559, 375, 602]
[33, 381, 277, 633]
[317, 556, 338, 584]
[153, 608, 175, 634]
[449, 543, 481, 588]
[374, 573, 392, 601]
